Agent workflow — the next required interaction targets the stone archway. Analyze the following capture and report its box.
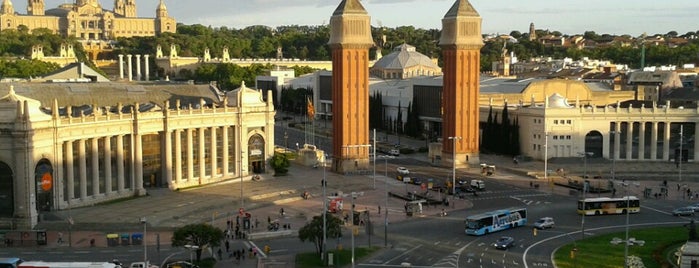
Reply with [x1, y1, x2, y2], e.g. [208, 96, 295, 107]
[0, 162, 14, 217]
[585, 131, 603, 158]
[35, 159, 54, 212]
[248, 134, 266, 174]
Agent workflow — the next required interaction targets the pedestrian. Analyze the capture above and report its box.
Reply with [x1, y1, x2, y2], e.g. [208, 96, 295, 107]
[378, 205, 381, 215]
[280, 208, 285, 216]
[267, 216, 271, 224]
[217, 248, 222, 260]
[255, 218, 260, 229]
[57, 232, 63, 245]
[225, 240, 230, 252]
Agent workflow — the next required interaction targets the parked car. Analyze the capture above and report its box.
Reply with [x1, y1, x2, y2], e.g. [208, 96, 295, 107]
[397, 167, 410, 175]
[533, 217, 555, 229]
[688, 203, 699, 212]
[673, 207, 695, 216]
[493, 236, 515, 249]
[411, 177, 423, 185]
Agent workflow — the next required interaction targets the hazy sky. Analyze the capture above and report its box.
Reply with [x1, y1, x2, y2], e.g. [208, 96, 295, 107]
[17, 0, 699, 36]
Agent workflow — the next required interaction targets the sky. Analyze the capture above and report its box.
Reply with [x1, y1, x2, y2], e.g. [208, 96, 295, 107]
[15, 0, 699, 36]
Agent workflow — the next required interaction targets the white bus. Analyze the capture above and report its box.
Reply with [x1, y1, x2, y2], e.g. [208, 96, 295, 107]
[18, 262, 121, 268]
[465, 207, 527, 236]
[577, 196, 640, 215]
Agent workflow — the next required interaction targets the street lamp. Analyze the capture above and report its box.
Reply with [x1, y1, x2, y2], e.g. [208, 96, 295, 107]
[447, 136, 462, 196]
[140, 217, 147, 266]
[378, 155, 394, 247]
[578, 151, 593, 240]
[321, 154, 330, 264]
[350, 191, 364, 268]
[621, 183, 631, 268]
[544, 132, 550, 193]
[610, 131, 617, 182]
[240, 151, 245, 210]
[679, 125, 684, 182]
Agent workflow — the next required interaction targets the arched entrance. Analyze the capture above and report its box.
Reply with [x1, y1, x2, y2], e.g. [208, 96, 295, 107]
[0, 162, 14, 217]
[248, 134, 266, 174]
[35, 159, 54, 212]
[585, 131, 603, 158]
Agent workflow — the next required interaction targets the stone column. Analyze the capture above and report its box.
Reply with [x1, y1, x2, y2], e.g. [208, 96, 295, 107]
[144, 54, 150, 81]
[127, 54, 133, 81]
[638, 122, 646, 160]
[118, 54, 124, 80]
[65, 141, 74, 201]
[650, 122, 658, 160]
[626, 122, 633, 160]
[175, 129, 182, 184]
[116, 135, 125, 193]
[663, 122, 671, 161]
[187, 129, 194, 181]
[613, 124, 621, 160]
[222, 126, 229, 175]
[78, 139, 87, 200]
[104, 136, 112, 194]
[211, 127, 217, 178]
[91, 138, 100, 196]
[164, 130, 173, 189]
[198, 128, 206, 181]
[135, 54, 142, 81]
[134, 133, 144, 195]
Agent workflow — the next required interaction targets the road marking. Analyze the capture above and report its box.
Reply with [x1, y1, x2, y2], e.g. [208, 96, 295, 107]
[384, 244, 422, 264]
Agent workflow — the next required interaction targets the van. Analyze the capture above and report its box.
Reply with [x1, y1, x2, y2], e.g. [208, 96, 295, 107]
[470, 180, 485, 190]
[389, 149, 400, 156]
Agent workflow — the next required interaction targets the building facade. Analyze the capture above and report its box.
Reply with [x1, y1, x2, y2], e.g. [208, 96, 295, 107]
[0, 0, 176, 40]
[0, 82, 275, 229]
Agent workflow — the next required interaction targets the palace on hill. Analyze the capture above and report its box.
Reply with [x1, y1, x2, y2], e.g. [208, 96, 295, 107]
[0, 0, 176, 40]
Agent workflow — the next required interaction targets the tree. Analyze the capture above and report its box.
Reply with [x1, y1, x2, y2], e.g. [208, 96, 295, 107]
[298, 212, 344, 255]
[171, 223, 224, 262]
[269, 152, 291, 176]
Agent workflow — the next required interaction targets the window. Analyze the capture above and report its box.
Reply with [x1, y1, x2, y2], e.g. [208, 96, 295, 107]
[567, 120, 572, 124]
[567, 135, 572, 139]
[554, 120, 558, 124]
[553, 136, 558, 140]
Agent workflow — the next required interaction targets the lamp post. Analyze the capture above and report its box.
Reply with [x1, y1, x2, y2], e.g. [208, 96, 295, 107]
[578, 152, 593, 240]
[447, 136, 462, 196]
[622, 183, 630, 268]
[544, 132, 550, 193]
[610, 131, 617, 182]
[373, 129, 377, 189]
[240, 151, 245, 210]
[679, 125, 684, 182]
[321, 155, 329, 264]
[378, 155, 394, 247]
[350, 192, 363, 268]
[140, 217, 147, 266]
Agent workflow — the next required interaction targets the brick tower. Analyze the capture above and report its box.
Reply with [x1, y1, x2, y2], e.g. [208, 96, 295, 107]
[328, 0, 374, 173]
[439, 0, 483, 168]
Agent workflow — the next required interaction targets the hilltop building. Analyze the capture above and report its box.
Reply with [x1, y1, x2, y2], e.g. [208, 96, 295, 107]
[0, 0, 176, 40]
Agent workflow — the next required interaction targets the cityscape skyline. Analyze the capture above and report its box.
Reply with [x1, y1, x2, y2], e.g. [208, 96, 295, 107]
[9, 0, 699, 36]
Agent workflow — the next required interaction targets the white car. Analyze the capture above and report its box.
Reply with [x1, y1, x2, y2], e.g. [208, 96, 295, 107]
[397, 167, 410, 175]
[533, 217, 555, 229]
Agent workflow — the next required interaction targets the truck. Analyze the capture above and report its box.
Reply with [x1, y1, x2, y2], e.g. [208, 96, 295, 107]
[18, 262, 121, 268]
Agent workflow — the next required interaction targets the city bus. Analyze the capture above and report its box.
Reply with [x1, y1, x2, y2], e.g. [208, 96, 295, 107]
[0, 258, 24, 268]
[577, 196, 640, 215]
[465, 207, 527, 236]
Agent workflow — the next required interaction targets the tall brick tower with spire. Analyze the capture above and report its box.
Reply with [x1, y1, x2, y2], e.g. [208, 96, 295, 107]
[328, 0, 374, 173]
[439, 0, 483, 168]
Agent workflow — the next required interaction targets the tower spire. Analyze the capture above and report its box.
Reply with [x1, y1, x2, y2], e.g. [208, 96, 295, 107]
[1, 0, 14, 15]
[156, 0, 167, 17]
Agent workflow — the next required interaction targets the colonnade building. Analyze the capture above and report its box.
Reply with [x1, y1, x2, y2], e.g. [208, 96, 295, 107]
[0, 82, 275, 229]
